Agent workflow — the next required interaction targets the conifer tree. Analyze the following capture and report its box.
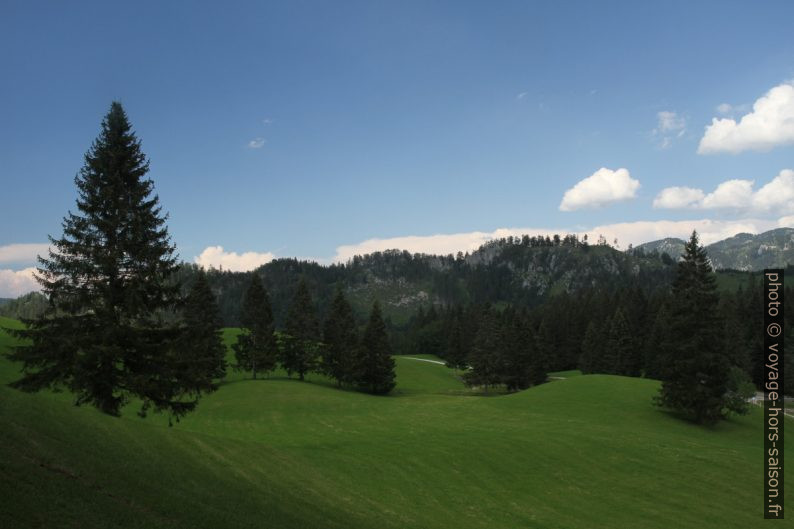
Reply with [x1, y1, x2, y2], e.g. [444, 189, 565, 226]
[609, 308, 638, 376]
[499, 315, 535, 391]
[643, 303, 671, 380]
[233, 273, 277, 379]
[579, 320, 606, 374]
[8, 102, 203, 419]
[322, 287, 358, 386]
[464, 307, 503, 390]
[444, 314, 468, 372]
[179, 271, 226, 392]
[281, 279, 320, 381]
[655, 231, 740, 424]
[531, 318, 553, 384]
[355, 301, 396, 394]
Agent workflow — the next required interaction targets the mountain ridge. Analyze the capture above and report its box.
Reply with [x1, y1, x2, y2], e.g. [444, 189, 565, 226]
[636, 227, 794, 270]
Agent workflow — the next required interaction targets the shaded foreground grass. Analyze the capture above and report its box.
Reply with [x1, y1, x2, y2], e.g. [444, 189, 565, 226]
[0, 317, 789, 528]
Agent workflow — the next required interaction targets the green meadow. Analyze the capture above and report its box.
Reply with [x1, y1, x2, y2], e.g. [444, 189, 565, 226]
[0, 317, 789, 529]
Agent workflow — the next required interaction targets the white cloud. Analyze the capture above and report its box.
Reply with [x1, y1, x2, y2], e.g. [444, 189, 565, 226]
[657, 111, 686, 133]
[516, 91, 528, 100]
[778, 215, 794, 228]
[0, 267, 40, 298]
[247, 138, 266, 149]
[652, 187, 705, 209]
[559, 167, 640, 211]
[332, 229, 558, 263]
[751, 169, 794, 213]
[584, 219, 777, 247]
[700, 179, 754, 209]
[652, 111, 686, 149]
[0, 243, 49, 265]
[329, 219, 781, 262]
[654, 170, 794, 216]
[194, 246, 275, 272]
[698, 81, 794, 154]
[716, 102, 751, 116]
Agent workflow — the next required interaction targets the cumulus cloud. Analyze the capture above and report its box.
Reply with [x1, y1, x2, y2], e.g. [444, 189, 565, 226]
[752, 169, 794, 213]
[194, 246, 275, 272]
[0, 243, 49, 265]
[652, 187, 705, 209]
[559, 168, 640, 211]
[247, 138, 266, 149]
[698, 81, 794, 154]
[0, 267, 40, 298]
[330, 219, 780, 262]
[700, 179, 754, 209]
[653, 169, 794, 216]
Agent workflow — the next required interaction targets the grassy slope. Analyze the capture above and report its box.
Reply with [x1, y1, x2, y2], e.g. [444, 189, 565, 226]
[1, 317, 790, 529]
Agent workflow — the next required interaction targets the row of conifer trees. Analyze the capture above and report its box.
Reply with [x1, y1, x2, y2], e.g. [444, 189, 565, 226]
[228, 275, 396, 394]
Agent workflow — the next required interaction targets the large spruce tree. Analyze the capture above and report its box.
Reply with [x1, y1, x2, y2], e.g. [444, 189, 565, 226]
[180, 271, 226, 392]
[464, 307, 502, 391]
[579, 320, 606, 374]
[9, 102, 203, 418]
[281, 279, 321, 381]
[499, 314, 535, 391]
[321, 287, 358, 386]
[655, 231, 738, 424]
[444, 312, 468, 372]
[355, 301, 396, 394]
[233, 273, 277, 379]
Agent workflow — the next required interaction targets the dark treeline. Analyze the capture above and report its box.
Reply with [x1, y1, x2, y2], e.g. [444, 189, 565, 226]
[393, 267, 794, 397]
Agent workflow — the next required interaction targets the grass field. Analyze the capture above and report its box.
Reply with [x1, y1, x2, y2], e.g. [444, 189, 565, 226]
[0, 316, 790, 528]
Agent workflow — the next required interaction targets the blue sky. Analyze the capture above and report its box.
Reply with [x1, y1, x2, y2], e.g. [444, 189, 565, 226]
[2, 0, 794, 295]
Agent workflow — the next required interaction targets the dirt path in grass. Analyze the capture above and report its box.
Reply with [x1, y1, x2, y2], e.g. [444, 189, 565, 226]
[400, 357, 446, 365]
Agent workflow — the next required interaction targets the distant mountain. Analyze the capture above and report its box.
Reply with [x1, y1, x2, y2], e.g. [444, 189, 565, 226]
[633, 237, 686, 259]
[706, 228, 794, 270]
[0, 298, 12, 307]
[635, 228, 794, 271]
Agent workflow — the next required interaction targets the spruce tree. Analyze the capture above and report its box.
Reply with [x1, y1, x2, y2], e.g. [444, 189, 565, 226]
[233, 273, 277, 379]
[499, 315, 535, 391]
[643, 303, 671, 380]
[444, 313, 468, 372]
[464, 307, 503, 391]
[355, 301, 396, 394]
[321, 287, 358, 386]
[579, 320, 606, 374]
[281, 279, 320, 381]
[8, 102, 201, 418]
[179, 271, 226, 392]
[531, 318, 553, 384]
[609, 308, 638, 376]
[655, 231, 734, 424]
